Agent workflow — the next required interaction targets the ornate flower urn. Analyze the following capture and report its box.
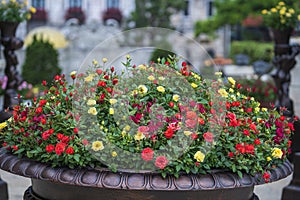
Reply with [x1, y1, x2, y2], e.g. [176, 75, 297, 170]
[0, 150, 293, 200]
[0, 21, 24, 109]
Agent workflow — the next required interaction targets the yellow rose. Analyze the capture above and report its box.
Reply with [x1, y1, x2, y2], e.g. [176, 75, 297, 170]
[278, 2, 285, 6]
[194, 151, 205, 162]
[271, 8, 277, 13]
[92, 59, 98, 65]
[138, 85, 148, 94]
[267, 157, 272, 161]
[29, 6, 36, 13]
[272, 148, 283, 159]
[173, 94, 180, 102]
[289, 8, 295, 14]
[84, 74, 94, 82]
[214, 71, 222, 76]
[157, 86, 165, 93]
[148, 75, 155, 81]
[280, 9, 285, 15]
[102, 58, 108, 63]
[298, 15, 300, 21]
[262, 108, 267, 112]
[111, 151, 117, 157]
[126, 54, 131, 59]
[109, 108, 114, 115]
[70, 71, 77, 76]
[92, 141, 104, 151]
[229, 88, 234, 93]
[227, 77, 235, 86]
[261, 9, 268, 15]
[87, 99, 96, 106]
[0, 122, 7, 130]
[184, 131, 192, 136]
[218, 88, 228, 98]
[138, 64, 146, 70]
[124, 125, 131, 131]
[254, 107, 260, 113]
[109, 99, 117, 104]
[286, 13, 291, 17]
[88, 107, 98, 115]
[134, 132, 145, 140]
[191, 83, 198, 88]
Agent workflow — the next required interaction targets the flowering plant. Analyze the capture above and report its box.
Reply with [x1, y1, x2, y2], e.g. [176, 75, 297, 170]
[233, 78, 277, 108]
[0, 56, 295, 182]
[0, 0, 36, 22]
[261, 1, 300, 30]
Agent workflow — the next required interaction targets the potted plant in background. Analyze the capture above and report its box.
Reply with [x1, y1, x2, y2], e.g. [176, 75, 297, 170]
[0, 0, 36, 36]
[0, 56, 295, 200]
[261, 1, 300, 54]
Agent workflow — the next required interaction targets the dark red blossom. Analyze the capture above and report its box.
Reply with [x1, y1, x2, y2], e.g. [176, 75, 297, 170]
[228, 152, 234, 157]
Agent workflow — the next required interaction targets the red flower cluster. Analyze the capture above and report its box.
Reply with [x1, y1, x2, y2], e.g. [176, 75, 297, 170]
[235, 143, 255, 155]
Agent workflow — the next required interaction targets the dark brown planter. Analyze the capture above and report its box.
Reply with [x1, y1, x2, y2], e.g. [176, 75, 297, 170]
[0, 150, 293, 200]
[272, 28, 293, 55]
[0, 21, 19, 38]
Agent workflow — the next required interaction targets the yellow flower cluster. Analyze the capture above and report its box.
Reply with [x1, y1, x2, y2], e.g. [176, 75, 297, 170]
[194, 151, 205, 162]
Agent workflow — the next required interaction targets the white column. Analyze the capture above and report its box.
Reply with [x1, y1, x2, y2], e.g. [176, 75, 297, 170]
[47, 0, 66, 25]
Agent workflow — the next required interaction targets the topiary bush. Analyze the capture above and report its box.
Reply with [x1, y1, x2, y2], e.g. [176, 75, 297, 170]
[230, 41, 273, 64]
[22, 35, 61, 85]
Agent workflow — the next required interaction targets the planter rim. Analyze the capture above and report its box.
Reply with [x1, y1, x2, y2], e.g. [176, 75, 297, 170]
[0, 149, 292, 191]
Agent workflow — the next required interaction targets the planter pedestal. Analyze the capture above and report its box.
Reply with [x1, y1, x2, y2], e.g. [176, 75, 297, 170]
[0, 150, 292, 200]
[0, 177, 8, 200]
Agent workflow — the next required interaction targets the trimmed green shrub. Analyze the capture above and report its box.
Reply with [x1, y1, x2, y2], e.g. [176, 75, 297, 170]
[149, 48, 175, 62]
[22, 35, 61, 85]
[230, 41, 273, 63]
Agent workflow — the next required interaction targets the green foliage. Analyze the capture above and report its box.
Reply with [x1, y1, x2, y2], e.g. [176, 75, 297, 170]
[194, 0, 277, 36]
[194, 18, 219, 38]
[128, 0, 185, 28]
[230, 41, 273, 63]
[22, 35, 61, 85]
[149, 49, 175, 62]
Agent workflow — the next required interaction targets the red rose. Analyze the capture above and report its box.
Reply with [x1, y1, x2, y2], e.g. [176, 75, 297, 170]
[46, 144, 55, 153]
[97, 81, 106, 87]
[73, 128, 79, 134]
[198, 118, 205, 125]
[57, 133, 64, 140]
[141, 147, 154, 161]
[186, 111, 197, 119]
[191, 133, 198, 140]
[245, 144, 255, 154]
[66, 147, 74, 155]
[62, 136, 70, 143]
[186, 119, 197, 128]
[169, 102, 174, 108]
[42, 80, 47, 86]
[35, 107, 43, 114]
[12, 145, 18, 151]
[39, 99, 47, 107]
[96, 69, 102, 75]
[112, 78, 118, 85]
[243, 130, 250, 136]
[164, 128, 174, 139]
[55, 142, 66, 156]
[203, 132, 214, 143]
[228, 152, 234, 157]
[155, 156, 168, 169]
[254, 138, 261, 145]
[82, 139, 89, 146]
[249, 123, 256, 131]
[263, 172, 270, 183]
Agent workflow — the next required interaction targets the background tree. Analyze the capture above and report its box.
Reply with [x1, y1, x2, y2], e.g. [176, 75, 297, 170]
[128, 0, 185, 28]
[22, 35, 61, 85]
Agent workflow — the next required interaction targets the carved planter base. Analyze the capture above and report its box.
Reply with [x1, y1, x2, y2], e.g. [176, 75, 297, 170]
[0, 150, 292, 200]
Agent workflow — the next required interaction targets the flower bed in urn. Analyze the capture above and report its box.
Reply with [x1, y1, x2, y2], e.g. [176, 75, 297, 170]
[0, 56, 295, 183]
